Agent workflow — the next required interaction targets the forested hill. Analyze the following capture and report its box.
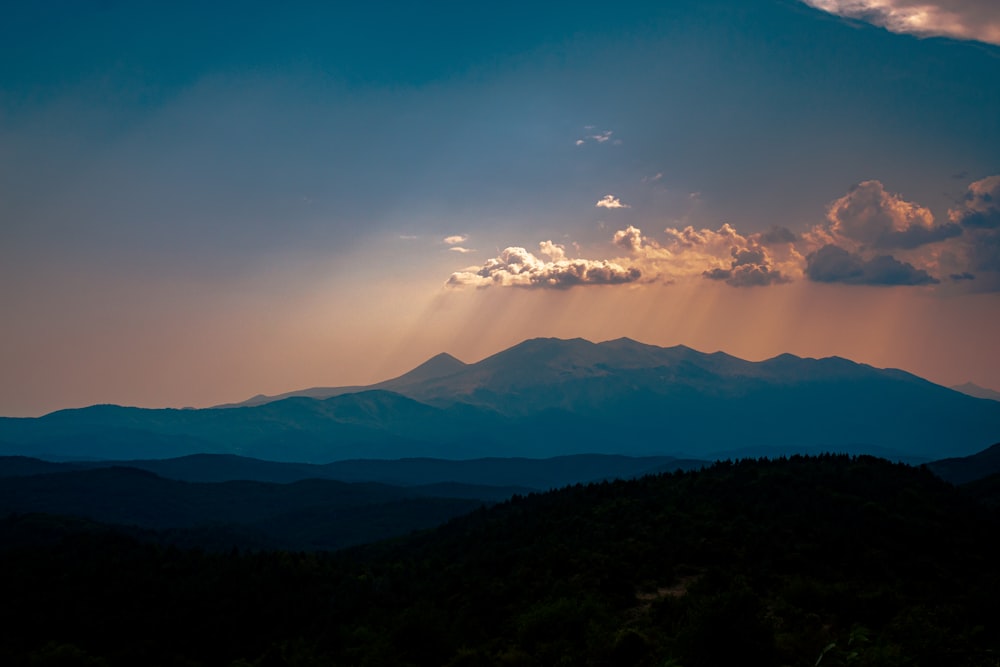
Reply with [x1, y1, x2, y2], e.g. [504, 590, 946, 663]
[2, 455, 999, 666]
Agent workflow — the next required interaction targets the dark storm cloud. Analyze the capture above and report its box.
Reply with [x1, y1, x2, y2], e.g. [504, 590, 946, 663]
[805, 244, 938, 286]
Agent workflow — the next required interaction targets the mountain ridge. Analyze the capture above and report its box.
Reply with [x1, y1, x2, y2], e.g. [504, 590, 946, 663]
[1, 337, 997, 462]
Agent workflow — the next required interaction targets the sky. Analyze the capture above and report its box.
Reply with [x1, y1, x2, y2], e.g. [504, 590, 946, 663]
[2, 0, 999, 417]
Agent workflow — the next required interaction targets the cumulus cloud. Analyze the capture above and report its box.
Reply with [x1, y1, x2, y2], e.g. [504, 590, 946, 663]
[614, 223, 800, 287]
[612, 225, 644, 252]
[446, 176, 1000, 292]
[447, 242, 641, 289]
[443, 235, 468, 245]
[950, 175, 1000, 230]
[939, 175, 1000, 276]
[800, 0, 1000, 46]
[758, 225, 798, 245]
[703, 246, 792, 287]
[805, 244, 938, 285]
[596, 194, 630, 209]
[819, 180, 952, 250]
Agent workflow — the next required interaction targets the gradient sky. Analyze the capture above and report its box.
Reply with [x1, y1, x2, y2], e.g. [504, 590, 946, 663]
[2, 0, 999, 417]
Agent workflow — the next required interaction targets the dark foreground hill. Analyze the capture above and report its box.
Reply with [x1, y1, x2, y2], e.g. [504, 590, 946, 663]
[2, 338, 998, 462]
[2, 455, 998, 666]
[927, 442, 1000, 484]
[0, 467, 497, 551]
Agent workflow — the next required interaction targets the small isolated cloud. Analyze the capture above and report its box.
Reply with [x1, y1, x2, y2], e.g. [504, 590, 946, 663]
[805, 244, 938, 285]
[399, 235, 419, 240]
[800, 0, 1000, 46]
[448, 242, 641, 289]
[443, 235, 468, 245]
[449, 246, 476, 254]
[596, 194, 630, 209]
[642, 173, 664, 184]
[576, 129, 616, 146]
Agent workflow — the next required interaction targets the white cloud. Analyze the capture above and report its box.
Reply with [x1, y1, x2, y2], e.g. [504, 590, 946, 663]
[642, 173, 664, 184]
[596, 194, 630, 209]
[447, 242, 641, 289]
[800, 0, 1000, 46]
[576, 129, 616, 146]
[448, 246, 476, 254]
[443, 235, 467, 245]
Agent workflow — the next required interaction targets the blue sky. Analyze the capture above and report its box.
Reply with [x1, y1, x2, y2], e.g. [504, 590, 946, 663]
[2, 0, 999, 415]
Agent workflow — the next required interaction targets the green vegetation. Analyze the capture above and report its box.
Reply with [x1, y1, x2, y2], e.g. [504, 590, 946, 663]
[2, 455, 998, 666]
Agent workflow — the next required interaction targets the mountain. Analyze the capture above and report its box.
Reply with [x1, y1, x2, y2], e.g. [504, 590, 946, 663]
[2, 337, 998, 462]
[0, 466, 494, 551]
[928, 442, 1000, 485]
[0, 453, 702, 488]
[212, 352, 468, 408]
[951, 381, 1000, 402]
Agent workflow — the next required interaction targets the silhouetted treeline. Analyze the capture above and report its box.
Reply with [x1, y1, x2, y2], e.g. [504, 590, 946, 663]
[2, 455, 998, 666]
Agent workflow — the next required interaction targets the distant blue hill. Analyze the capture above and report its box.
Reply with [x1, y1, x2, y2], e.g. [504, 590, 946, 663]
[1, 337, 997, 462]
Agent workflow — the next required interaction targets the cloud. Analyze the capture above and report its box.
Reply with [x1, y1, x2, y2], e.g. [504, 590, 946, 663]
[758, 225, 798, 245]
[443, 235, 468, 245]
[612, 225, 644, 252]
[448, 246, 476, 254]
[805, 244, 938, 285]
[576, 129, 616, 146]
[596, 194, 630, 209]
[800, 0, 1000, 46]
[821, 180, 948, 249]
[615, 223, 800, 287]
[642, 173, 664, 184]
[942, 175, 1000, 274]
[795, 179, 971, 285]
[950, 175, 1000, 229]
[447, 242, 641, 289]
[703, 247, 792, 287]
[446, 176, 1000, 292]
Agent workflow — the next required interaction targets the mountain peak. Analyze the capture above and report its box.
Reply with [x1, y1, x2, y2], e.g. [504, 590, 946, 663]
[951, 382, 1000, 402]
[379, 352, 467, 388]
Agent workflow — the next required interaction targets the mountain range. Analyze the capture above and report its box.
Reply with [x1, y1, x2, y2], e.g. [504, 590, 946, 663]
[2, 337, 998, 462]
